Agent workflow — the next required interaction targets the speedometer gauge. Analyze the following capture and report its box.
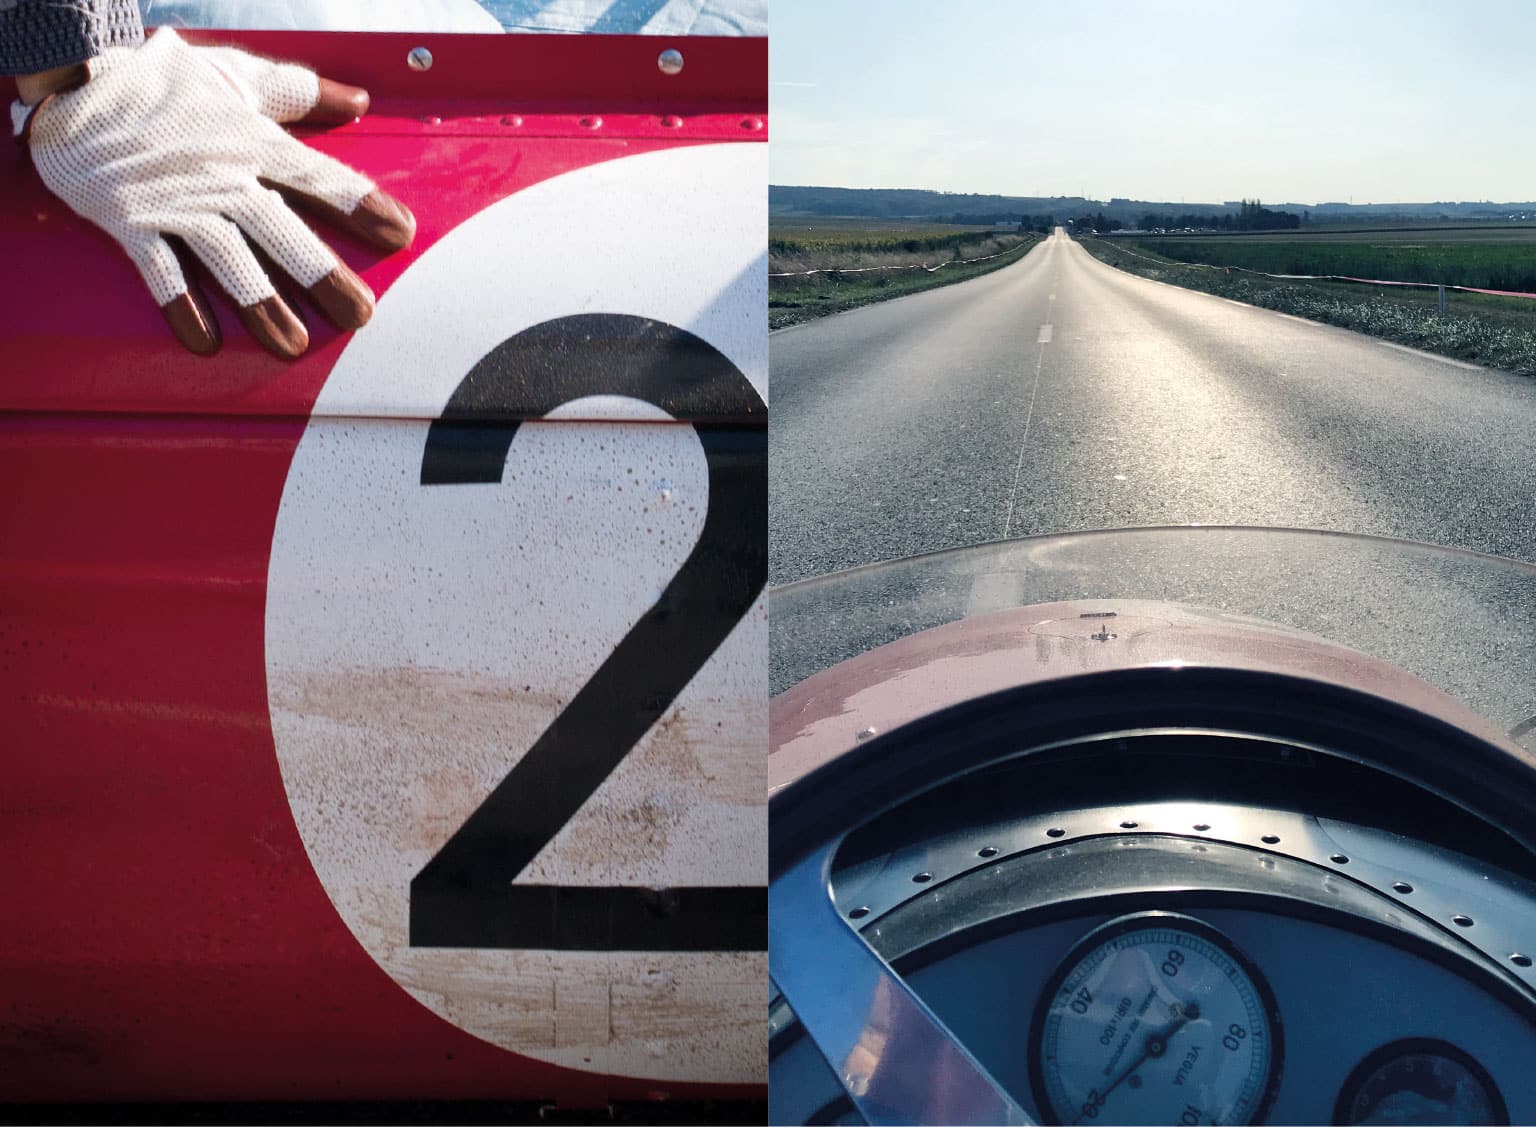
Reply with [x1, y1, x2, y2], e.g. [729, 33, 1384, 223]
[1030, 913, 1282, 1125]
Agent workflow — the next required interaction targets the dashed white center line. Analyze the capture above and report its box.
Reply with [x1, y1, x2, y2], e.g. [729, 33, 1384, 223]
[1038, 324, 1053, 343]
[1002, 337, 1049, 539]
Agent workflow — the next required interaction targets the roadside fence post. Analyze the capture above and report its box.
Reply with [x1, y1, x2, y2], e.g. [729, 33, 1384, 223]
[1437, 284, 1447, 314]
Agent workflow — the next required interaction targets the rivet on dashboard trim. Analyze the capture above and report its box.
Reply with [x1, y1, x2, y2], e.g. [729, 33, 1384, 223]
[1392, 881, 1414, 894]
[1046, 827, 1066, 838]
[1452, 914, 1475, 927]
[1512, 953, 1532, 967]
[847, 906, 870, 920]
[407, 46, 433, 72]
[912, 872, 933, 884]
[1330, 853, 1350, 864]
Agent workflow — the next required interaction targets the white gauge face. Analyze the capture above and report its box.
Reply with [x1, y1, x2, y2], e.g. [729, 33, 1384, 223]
[1033, 914, 1280, 1126]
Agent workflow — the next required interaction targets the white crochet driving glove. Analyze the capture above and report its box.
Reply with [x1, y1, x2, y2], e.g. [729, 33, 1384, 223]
[14, 27, 414, 357]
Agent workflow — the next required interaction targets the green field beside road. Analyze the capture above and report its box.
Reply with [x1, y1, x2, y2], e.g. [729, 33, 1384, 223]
[1084, 232, 1536, 377]
[1121, 226, 1536, 293]
[769, 221, 1043, 329]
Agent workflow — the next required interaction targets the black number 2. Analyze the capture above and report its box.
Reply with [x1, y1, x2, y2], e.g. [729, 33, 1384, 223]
[408, 315, 767, 952]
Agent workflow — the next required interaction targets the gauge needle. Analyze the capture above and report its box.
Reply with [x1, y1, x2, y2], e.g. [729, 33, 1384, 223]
[1078, 1004, 1199, 1123]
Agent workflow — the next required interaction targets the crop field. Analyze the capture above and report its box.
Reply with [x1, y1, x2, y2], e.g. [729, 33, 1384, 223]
[770, 220, 1008, 257]
[1084, 232, 1536, 377]
[769, 220, 1041, 328]
[1120, 227, 1536, 292]
[1218, 226, 1536, 242]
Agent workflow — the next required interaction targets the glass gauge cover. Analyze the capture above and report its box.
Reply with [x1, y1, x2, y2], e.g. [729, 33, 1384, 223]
[1030, 912, 1282, 1125]
[1335, 1039, 1506, 1126]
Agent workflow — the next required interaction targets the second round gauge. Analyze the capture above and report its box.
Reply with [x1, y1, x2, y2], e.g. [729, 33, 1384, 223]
[1030, 913, 1282, 1125]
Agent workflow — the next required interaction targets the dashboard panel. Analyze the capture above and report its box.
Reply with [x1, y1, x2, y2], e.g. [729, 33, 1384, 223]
[911, 907, 1530, 1124]
[770, 792, 1536, 1125]
[772, 901, 1534, 1125]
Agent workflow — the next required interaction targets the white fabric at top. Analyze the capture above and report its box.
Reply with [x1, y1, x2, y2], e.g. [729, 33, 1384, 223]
[139, 1, 507, 33]
[136, 0, 766, 35]
[486, 0, 766, 35]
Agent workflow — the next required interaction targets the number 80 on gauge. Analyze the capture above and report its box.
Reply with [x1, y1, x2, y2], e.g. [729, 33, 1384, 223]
[1029, 913, 1283, 1126]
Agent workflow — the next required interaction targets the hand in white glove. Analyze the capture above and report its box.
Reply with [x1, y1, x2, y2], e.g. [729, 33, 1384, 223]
[13, 28, 416, 359]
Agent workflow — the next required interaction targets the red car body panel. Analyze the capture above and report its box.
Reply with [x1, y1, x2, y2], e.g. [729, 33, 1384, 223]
[1, 29, 765, 1105]
[768, 598, 1519, 794]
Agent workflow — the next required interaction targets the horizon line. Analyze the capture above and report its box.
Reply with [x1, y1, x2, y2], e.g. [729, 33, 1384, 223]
[769, 185, 1536, 209]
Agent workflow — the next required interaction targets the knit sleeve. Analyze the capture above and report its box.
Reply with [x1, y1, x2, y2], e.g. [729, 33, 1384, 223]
[0, 0, 145, 76]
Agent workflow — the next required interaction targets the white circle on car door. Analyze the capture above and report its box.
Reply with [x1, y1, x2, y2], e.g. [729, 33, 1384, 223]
[264, 142, 766, 1083]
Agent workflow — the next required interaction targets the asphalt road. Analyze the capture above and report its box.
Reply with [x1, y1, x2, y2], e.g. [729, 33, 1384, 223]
[768, 230, 1536, 729]
[770, 229, 1536, 585]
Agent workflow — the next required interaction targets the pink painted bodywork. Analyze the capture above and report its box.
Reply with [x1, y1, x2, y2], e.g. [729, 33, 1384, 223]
[768, 598, 1517, 794]
[0, 29, 763, 1106]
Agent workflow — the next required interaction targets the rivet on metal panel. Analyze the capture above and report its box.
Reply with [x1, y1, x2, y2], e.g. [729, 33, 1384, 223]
[420, 115, 442, 125]
[740, 117, 764, 131]
[500, 114, 523, 127]
[580, 116, 603, 129]
[658, 48, 684, 75]
[660, 115, 683, 129]
[407, 46, 433, 72]
[855, 726, 878, 742]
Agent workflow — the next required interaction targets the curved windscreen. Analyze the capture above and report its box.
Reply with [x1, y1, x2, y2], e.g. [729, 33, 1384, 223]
[770, 527, 1536, 749]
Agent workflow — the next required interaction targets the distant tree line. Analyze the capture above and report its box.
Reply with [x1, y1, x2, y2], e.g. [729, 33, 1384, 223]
[1070, 212, 1124, 233]
[1137, 199, 1301, 232]
[942, 211, 1057, 232]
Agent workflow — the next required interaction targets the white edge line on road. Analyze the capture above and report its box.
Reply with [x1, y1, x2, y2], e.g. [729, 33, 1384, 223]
[1377, 339, 1484, 371]
[1089, 246, 1499, 374]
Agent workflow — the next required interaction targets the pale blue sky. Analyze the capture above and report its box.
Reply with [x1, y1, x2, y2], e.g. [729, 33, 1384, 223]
[770, 0, 1536, 204]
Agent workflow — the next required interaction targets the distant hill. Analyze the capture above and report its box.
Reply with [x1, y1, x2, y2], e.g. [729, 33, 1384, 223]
[770, 185, 1536, 226]
[771, 186, 1097, 220]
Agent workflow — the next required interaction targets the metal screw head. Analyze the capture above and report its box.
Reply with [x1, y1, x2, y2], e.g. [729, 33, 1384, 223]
[407, 46, 433, 72]
[658, 48, 684, 75]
